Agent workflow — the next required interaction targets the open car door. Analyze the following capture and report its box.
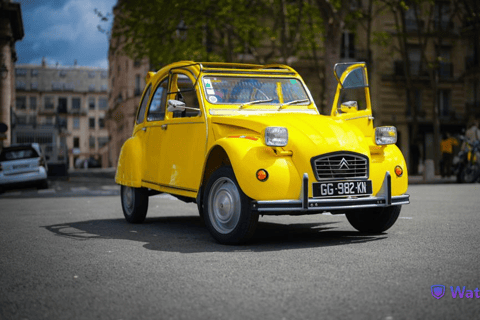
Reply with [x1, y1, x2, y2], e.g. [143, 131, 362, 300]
[330, 62, 374, 137]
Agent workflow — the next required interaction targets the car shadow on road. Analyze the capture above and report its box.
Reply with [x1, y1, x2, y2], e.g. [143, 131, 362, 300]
[43, 216, 387, 253]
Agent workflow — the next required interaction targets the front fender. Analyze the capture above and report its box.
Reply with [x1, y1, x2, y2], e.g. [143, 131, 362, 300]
[215, 137, 301, 201]
[370, 144, 408, 197]
[115, 137, 143, 188]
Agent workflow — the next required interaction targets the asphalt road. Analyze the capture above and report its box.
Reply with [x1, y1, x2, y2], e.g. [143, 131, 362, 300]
[1, 183, 479, 320]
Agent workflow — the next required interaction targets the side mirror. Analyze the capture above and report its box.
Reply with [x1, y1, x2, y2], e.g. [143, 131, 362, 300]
[167, 99, 186, 112]
[340, 101, 358, 113]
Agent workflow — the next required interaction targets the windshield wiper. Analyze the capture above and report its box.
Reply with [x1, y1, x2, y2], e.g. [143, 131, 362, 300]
[239, 98, 273, 110]
[278, 99, 309, 111]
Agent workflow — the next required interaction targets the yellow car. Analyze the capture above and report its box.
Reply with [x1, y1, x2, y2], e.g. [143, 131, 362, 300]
[116, 61, 409, 244]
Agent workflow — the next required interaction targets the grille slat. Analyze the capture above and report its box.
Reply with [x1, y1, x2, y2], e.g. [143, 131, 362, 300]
[312, 153, 369, 180]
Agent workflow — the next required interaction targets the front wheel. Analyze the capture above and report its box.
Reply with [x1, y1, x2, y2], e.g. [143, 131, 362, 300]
[121, 185, 149, 223]
[461, 163, 480, 183]
[346, 205, 401, 233]
[203, 167, 258, 245]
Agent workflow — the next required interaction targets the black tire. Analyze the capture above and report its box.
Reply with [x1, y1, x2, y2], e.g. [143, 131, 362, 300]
[203, 167, 259, 245]
[346, 205, 401, 233]
[461, 164, 480, 183]
[121, 185, 149, 223]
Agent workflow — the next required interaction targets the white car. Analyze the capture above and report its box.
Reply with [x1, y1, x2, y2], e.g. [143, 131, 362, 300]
[0, 143, 48, 191]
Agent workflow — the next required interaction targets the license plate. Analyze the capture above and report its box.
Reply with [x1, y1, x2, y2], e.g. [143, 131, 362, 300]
[312, 180, 372, 198]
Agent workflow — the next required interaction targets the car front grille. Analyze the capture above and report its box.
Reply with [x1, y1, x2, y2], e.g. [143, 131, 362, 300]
[311, 152, 369, 180]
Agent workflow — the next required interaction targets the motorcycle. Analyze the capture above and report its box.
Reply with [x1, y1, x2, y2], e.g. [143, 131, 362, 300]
[453, 137, 480, 183]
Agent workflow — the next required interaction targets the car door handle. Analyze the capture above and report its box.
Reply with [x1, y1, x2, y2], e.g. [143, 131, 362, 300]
[161, 124, 168, 130]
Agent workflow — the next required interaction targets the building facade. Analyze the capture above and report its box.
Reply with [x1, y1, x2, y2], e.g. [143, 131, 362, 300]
[13, 62, 109, 170]
[0, 0, 24, 148]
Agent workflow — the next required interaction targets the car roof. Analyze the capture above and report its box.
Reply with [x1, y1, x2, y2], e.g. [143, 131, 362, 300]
[145, 61, 300, 86]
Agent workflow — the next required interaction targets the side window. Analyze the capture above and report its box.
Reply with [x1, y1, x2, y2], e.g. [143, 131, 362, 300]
[136, 85, 151, 124]
[173, 74, 200, 118]
[147, 78, 168, 121]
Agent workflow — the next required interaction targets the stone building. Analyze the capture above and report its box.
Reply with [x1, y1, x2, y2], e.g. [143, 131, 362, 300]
[0, 0, 24, 148]
[13, 61, 109, 171]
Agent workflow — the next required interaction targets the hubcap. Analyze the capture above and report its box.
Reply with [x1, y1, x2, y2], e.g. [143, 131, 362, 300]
[122, 186, 134, 215]
[208, 177, 241, 234]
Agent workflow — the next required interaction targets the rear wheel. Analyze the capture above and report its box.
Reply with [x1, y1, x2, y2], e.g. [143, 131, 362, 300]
[346, 205, 401, 233]
[203, 167, 258, 245]
[121, 185, 149, 223]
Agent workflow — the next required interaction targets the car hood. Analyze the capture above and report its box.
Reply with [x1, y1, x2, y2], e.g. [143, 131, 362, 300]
[210, 113, 370, 157]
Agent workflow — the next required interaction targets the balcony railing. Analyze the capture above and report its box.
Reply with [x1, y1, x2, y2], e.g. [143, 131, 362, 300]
[394, 61, 453, 78]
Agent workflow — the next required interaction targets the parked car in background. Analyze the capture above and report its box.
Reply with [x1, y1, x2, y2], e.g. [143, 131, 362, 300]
[0, 143, 48, 191]
[116, 61, 410, 244]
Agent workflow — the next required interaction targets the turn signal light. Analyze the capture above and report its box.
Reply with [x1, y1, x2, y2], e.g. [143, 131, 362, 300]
[256, 169, 269, 182]
[395, 166, 403, 177]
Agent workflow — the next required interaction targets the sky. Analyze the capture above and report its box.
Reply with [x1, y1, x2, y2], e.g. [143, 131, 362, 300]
[15, 0, 117, 69]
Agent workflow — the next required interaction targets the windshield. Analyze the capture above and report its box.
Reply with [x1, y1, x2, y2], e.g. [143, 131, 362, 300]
[0, 146, 39, 161]
[202, 76, 310, 106]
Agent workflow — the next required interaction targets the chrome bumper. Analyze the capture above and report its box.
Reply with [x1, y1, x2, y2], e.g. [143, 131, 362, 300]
[251, 172, 410, 214]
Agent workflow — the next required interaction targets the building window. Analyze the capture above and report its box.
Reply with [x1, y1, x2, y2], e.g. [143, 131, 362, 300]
[15, 69, 27, 76]
[17, 115, 27, 125]
[30, 97, 37, 110]
[100, 84, 108, 92]
[89, 136, 96, 149]
[44, 96, 54, 109]
[98, 98, 108, 110]
[101, 71, 108, 79]
[31, 69, 38, 77]
[88, 84, 96, 92]
[98, 136, 109, 148]
[135, 75, 142, 96]
[438, 89, 451, 117]
[72, 98, 81, 110]
[73, 117, 80, 129]
[59, 70, 67, 77]
[341, 32, 355, 59]
[16, 80, 26, 90]
[58, 97, 67, 113]
[28, 115, 36, 126]
[88, 71, 96, 78]
[45, 116, 54, 125]
[89, 117, 95, 129]
[98, 117, 105, 129]
[435, 1, 451, 31]
[73, 137, 80, 148]
[31, 82, 38, 90]
[89, 97, 96, 110]
[16, 96, 26, 109]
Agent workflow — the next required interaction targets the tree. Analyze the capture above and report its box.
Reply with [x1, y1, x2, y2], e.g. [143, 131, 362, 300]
[314, 0, 355, 113]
